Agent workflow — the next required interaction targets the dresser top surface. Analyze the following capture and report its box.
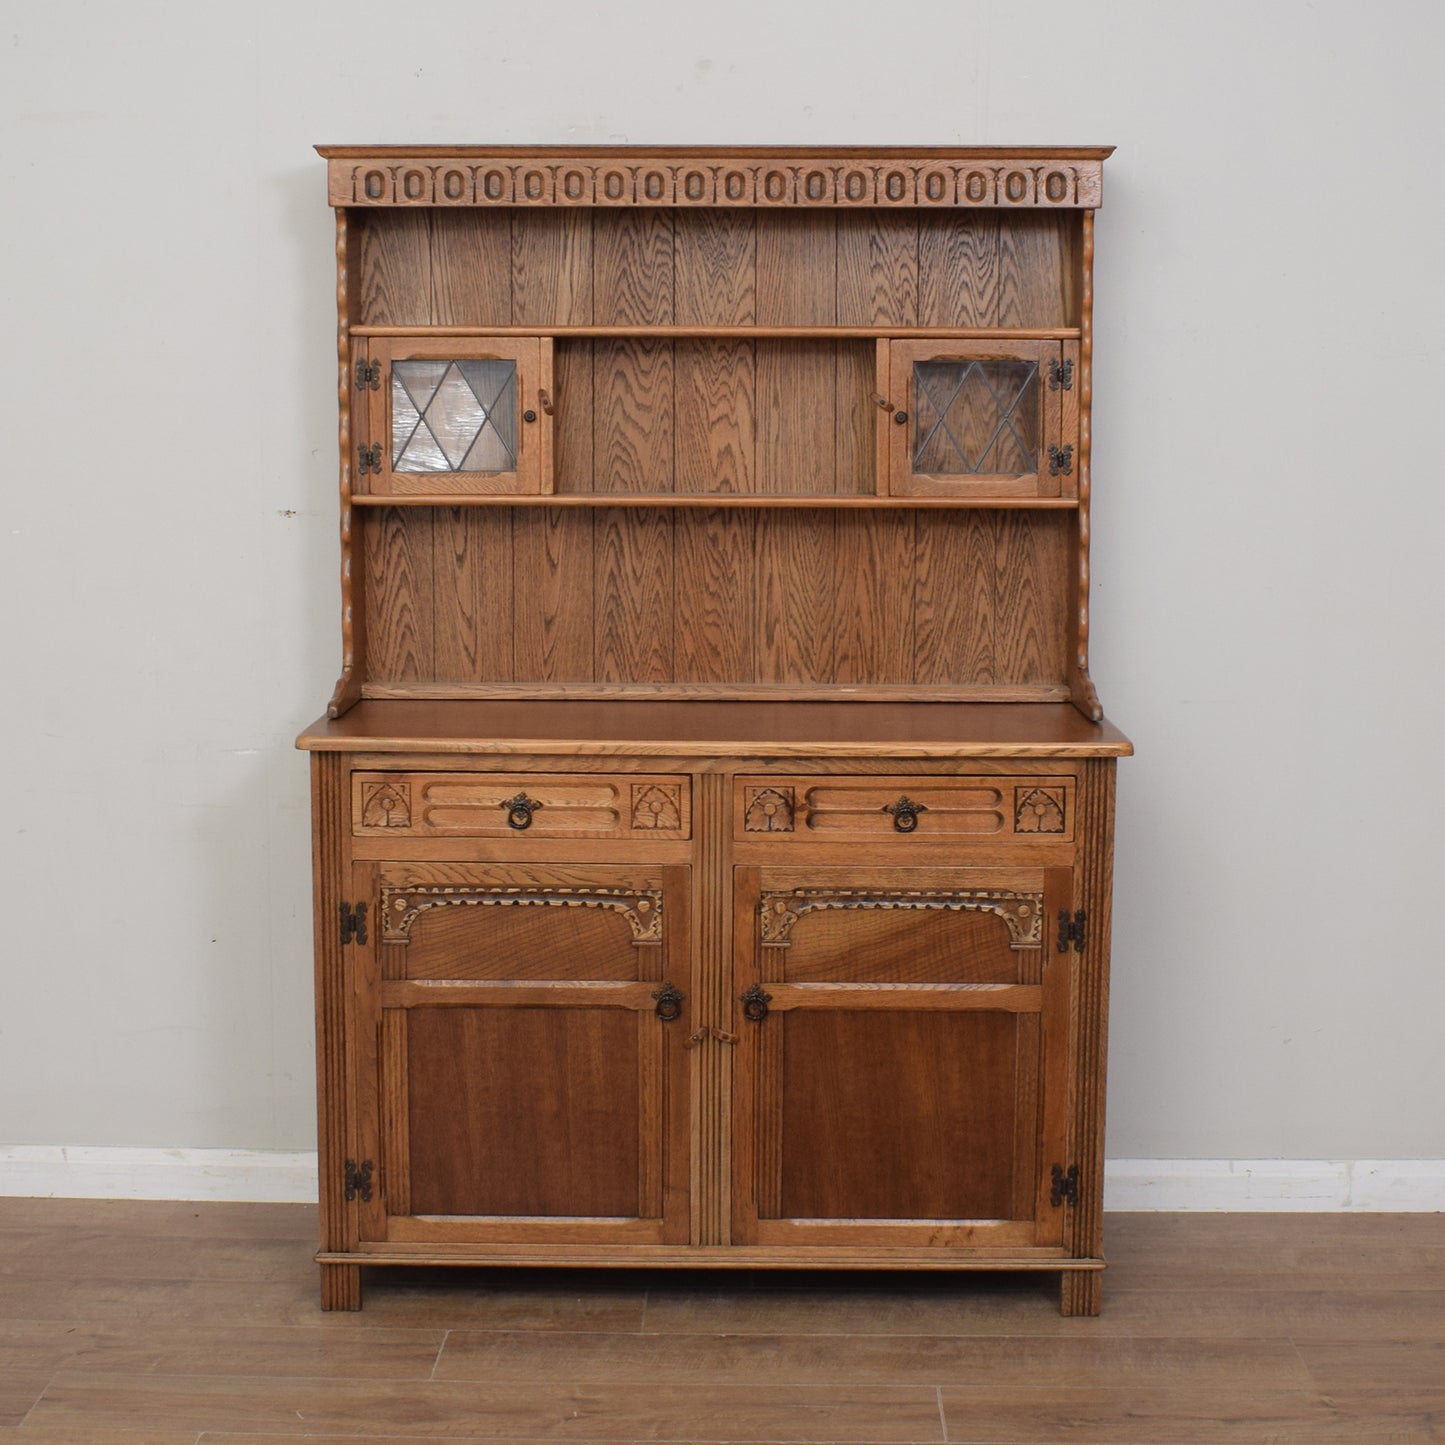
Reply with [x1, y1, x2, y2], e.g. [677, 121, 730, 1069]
[297, 700, 1131, 759]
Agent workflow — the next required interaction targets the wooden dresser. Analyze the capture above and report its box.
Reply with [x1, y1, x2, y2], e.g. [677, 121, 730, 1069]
[297, 145, 1129, 1315]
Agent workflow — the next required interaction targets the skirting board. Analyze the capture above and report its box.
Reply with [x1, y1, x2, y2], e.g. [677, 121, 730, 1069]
[0, 1148, 1441, 1210]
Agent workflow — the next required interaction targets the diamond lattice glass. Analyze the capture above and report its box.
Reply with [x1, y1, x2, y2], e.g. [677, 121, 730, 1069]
[392, 359, 518, 473]
[912, 360, 1039, 475]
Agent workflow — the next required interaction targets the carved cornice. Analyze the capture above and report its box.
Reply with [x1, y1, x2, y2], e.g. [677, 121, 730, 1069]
[381, 884, 663, 945]
[324, 152, 1104, 210]
[758, 887, 1045, 950]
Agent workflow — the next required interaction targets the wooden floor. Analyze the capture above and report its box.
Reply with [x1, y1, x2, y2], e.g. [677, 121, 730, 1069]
[0, 1201, 1441, 1442]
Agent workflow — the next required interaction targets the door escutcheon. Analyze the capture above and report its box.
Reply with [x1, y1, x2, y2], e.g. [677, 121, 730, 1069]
[500, 792, 544, 829]
[652, 981, 685, 1022]
[741, 984, 773, 1022]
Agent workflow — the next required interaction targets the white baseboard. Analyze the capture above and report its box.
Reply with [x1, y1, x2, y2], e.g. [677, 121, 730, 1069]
[0, 1147, 1440, 1210]
[0, 1146, 317, 1203]
[1103, 1158, 1445, 1211]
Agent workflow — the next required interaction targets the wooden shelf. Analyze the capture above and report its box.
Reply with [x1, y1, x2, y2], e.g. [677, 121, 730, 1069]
[349, 493, 1081, 510]
[297, 699, 1132, 758]
[351, 325, 1082, 340]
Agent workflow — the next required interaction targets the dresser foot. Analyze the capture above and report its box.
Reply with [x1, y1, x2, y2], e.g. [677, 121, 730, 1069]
[320, 1262, 362, 1311]
[1059, 1270, 1102, 1316]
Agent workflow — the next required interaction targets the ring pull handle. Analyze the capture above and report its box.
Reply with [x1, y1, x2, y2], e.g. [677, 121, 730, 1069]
[537, 387, 555, 417]
[741, 984, 773, 1023]
[652, 981, 684, 1022]
[501, 792, 544, 830]
[882, 795, 928, 833]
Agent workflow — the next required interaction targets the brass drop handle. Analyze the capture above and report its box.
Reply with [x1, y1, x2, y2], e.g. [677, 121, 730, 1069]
[741, 984, 773, 1022]
[883, 795, 928, 833]
[501, 792, 544, 830]
[652, 981, 685, 1022]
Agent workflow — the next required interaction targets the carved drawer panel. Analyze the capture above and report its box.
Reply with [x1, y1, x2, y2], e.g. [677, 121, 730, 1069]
[354, 773, 691, 839]
[735, 775, 1074, 843]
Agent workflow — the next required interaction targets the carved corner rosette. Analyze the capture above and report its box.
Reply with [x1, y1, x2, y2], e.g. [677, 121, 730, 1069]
[380, 884, 663, 946]
[758, 886, 1045, 950]
[630, 783, 682, 831]
[360, 781, 412, 829]
[743, 786, 796, 833]
[1014, 786, 1067, 835]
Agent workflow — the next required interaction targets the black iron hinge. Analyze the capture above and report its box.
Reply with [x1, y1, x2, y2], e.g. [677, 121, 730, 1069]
[1048, 356, 1074, 391]
[357, 442, 383, 475]
[344, 1158, 374, 1203]
[338, 901, 368, 947]
[1050, 1163, 1079, 1207]
[1056, 908, 1086, 954]
[355, 357, 382, 390]
[1048, 443, 1074, 476]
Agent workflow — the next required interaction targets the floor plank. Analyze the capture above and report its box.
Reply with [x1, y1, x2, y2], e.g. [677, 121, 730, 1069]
[437, 1328, 1310, 1389]
[0, 1203, 1442, 1442]
[938, 1386, 1395, 1443]
[0, 1369, 50, 1426]
[28, 1373, 945, 1441]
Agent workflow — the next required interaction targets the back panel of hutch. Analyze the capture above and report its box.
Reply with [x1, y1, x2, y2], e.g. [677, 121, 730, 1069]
[299, 146, 1129, 1315]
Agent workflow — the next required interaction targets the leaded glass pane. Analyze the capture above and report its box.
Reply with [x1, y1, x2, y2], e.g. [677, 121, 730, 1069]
[912, 360, 1039, 475]
[392, 358, 519, 473]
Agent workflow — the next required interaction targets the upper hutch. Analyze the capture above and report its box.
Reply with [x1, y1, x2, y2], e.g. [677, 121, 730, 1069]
[299, 145, 1129, 1315]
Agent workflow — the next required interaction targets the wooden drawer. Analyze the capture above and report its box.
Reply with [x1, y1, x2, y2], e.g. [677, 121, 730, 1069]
[735, 775, 1074, 843]
[353, 773, 691, 839]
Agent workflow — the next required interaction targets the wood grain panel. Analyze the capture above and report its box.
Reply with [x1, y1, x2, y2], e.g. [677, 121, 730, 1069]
[756, 341, 836, 494]
[594, 508, 674, 682]
[780, 909, 1023, 986]
[429, 211, 511, 325]
[398, 905, 641, 982]
[836, 212, 918, 324]
[673, 509, 757, 682]
[756, 511, 836, 682]
[510, 509, 594, 682]
[592, 210, 674, 324]
[999, 213, 1072, 327]
[833, 341, 875, 496]
[914, 512, 996, 685]
[432, 508, 513, 682]
[510, 211, 592, 325]
[551, 340, 594, 491]
[756, 212, 836, 324]
[994, 512, 1069, 687]
[363, 508, 434, 681]
[776, 1011, 1018, 1220]
[674, 209, 756, 325]
[674, 341, 755, 494]
[352, 212, 432, 326]
[834, 512, 914, 684]
[406, 1008, 640, 1217]
[593, 340, 674, 492]
[918, 213, 1000, 327]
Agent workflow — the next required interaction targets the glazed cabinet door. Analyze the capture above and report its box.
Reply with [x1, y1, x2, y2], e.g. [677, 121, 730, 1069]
[884, 339, 1077, 498]
[348, 861, 690, 1247]
[732, 865, 1073, 1250]
[355, 335, 553, 496]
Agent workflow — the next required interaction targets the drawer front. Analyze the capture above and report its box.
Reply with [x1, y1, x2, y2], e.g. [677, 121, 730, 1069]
[354, 773, 691, 839]
[735, 775, 1074, 843]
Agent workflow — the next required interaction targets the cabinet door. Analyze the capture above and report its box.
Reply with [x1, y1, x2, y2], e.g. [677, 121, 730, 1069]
[732, 865, 1073, 1250]
[357, 335, 553, 495]
[350, 861, 690, 1247]
[885, 339, 1075, 498]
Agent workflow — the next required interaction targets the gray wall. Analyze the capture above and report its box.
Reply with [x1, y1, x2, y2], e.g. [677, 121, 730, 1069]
[2, 0, 1441, 1159]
